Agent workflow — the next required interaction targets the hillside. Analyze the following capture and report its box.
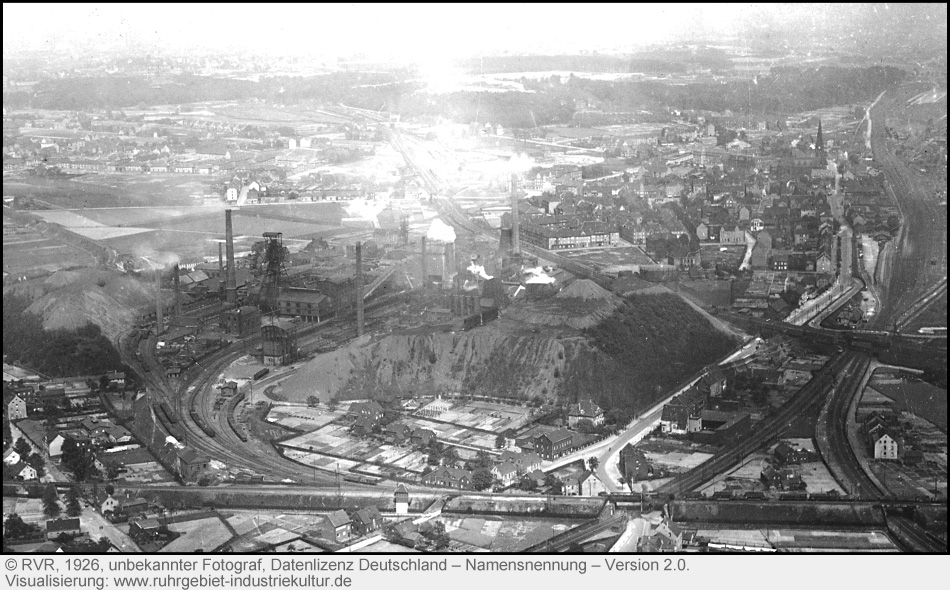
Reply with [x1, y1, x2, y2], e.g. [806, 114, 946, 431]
[4, 269, 159, 342]
[275, 291, 739, 420]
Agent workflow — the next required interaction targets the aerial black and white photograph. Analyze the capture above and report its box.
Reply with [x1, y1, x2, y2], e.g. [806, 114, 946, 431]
[2, 3, 946, 558]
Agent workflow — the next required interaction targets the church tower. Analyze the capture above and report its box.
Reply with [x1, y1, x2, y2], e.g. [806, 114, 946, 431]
[815, 119, 825, 154]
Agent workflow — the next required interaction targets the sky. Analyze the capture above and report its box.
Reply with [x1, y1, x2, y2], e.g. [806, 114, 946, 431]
[3, 3, 946, 64]
[1, 3, 781, 60]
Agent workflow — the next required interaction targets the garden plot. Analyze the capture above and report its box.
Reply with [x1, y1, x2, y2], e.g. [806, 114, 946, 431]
[266, 405, 343, 431]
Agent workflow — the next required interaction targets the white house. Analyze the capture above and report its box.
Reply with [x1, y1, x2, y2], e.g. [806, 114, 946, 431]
[7, 394, 28, 420]
[871, 431, 900, 460]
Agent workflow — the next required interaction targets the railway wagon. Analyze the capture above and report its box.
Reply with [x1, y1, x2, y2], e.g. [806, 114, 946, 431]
[190, 409, 217, 437]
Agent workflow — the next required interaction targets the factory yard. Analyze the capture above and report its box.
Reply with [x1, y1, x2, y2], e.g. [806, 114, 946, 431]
[557, 244, 657, 273]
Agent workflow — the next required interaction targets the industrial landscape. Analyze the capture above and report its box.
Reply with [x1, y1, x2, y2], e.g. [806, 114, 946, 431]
[2, 4, 947, 555]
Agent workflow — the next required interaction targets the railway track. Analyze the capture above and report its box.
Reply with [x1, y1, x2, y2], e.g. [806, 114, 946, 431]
[655, 353, 855, 496]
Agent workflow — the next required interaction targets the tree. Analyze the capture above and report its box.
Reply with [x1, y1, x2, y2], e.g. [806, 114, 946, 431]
[3, 513, 42, 541]
[42, 484, 62, 519]
[471, 468, 494, 491]
[494, 434, 507, 449]
[65, 486, 83, 517]
[587, 457, 600, 471]
[440, 446, 459, 467]
[519, 476, 538, 492]
[544, 473, 564, 495]
[13, 437, 32, 458]
[307, 395, 320, 408]
[27, 452, 46, 478]
[575, 418, 596, 434]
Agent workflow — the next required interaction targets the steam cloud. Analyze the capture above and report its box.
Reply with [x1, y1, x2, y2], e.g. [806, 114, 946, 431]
[426, 218, 457, 243]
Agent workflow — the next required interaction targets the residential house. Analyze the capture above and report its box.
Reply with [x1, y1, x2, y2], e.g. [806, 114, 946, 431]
[760, 465, 806, 491]
[561, 470, 594, 496]
[350, 506, 384, 536]
[7, 393, 28, 420]
[497, 450, 542, 475]
[491, 462, 519, 487]
[534, 429, 574, 460]
[619, 444, 655, 483]
[660, 388, 706, 434]
[349, 401, 384, 420]
[773, 442, 815, 465]
[13, 462, 38, 481]
[350, 417, 377, 438]
[869, 430, 900, 460]
[176, 447, 209, 482]
[422, 466, 472, 490]
[323, 510, 352, 543]
[46, 518, 82, 540]
[567, 400, 604, 427]
[98, 493, 121, 516]
[410, 428, 436, 448]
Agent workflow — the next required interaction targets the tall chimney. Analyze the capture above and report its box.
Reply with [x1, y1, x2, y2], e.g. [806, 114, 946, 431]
[173, 264, 182, 317]
[443, 243, 454, 285]
[420, 237, 428, 289]
[510, 173, 520, 254]
[218, 242, 224, 278]
[355, 241, 364, 337]
[225, 209, 237, 305]
[154, 268, 164, 335]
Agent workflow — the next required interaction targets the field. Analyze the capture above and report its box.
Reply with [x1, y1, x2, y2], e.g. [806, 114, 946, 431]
[700, 245, 747, 269]
[4, 174, 211, 208]
[557, 245, 656, 273]
[693, 528, 896, 552]
[904, 291, 948, 332]
[680, 279, 734, 308]
[278, 422, 429, 477]
[439, 515, 577, 552]
[3, 221, 97, 275]
[869, 372, 947, 431]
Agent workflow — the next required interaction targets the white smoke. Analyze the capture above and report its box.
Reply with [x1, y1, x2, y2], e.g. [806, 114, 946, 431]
[524, 265, 557, 285]
[426, 218, 457, 243]
[165, 435, 184, 449]
[139, 249, 181, 270]
[467, 262, 493, 280]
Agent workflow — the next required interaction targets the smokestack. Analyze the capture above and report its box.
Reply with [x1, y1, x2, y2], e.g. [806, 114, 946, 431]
[218, 242, 223, 278]
[510, 173, 520, 254]
[355, 242, 364, 337]
[420, 237, 427, 289]
[225, 209, 237, 305]
[443, 243, 454, 285]
[173, 264, 182, 317]
[154, 268, 164, 335]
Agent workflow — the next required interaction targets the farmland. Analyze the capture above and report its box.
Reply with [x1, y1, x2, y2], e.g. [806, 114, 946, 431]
[3, 218, 97, 276]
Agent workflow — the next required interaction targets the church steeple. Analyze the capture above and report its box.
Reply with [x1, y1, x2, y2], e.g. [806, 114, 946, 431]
[816, 119, 824, 153]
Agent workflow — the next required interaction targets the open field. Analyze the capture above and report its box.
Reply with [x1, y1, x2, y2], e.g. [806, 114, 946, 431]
[266, 405, 345, 432]
[439, 515, 577, 552]
[558, 245, 656, 272]
[279, 423, 429, 476]
[869, 372, 947, 431]
[4, 174, 214, 208]
[3, 224, 97, 275]
[693, 527, 897, 552]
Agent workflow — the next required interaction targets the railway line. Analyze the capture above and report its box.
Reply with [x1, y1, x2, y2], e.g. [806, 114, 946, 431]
[815, 354, 882, 499]
[869, 86, 948, 329]
[654, 352, 857, 496]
